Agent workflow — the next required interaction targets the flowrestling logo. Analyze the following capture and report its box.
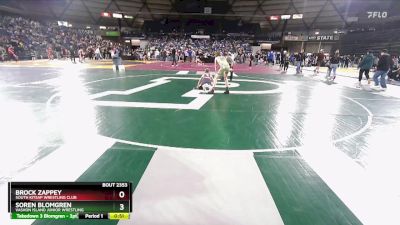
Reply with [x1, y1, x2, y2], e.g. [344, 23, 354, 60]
[367, 11, 388, 19]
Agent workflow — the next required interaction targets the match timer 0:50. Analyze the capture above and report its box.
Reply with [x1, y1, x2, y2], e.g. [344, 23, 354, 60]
[109, 212, 130, 220]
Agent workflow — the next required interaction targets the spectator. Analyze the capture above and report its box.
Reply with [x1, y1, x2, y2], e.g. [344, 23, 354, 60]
[69, 45, 76, 63]
[249, 53, 254, 67]
[372, 49, 391, 91]
[387, 56, 398, 83]
[171, 47, 177, 66]
[357, 50, 374, 87]
[111, 46, 123, 71]
[326, 50, 340, 80]
[314, 49, 325, 74]
[47, 46, 54, 60]
[7, 45, 18, 61]
[344, 56, 350, 68]
[295, 49, 304, 74]
[95, 47, 102, 60]
[0, 46, 5, 62]
[283, 52, 289, 72]
[78, 47, 85, 63]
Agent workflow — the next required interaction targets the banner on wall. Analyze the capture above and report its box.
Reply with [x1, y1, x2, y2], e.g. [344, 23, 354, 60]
[308, 35, 339, 41]
[284, 35, 299, 41]
[260, 43, 272, 50]
[191, 35, 211, 39]
[131, 39, 140, 46]
[284, 35, 307, 41]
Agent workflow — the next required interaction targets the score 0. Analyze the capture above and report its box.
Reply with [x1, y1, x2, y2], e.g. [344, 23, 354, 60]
[119, 190, 125, 198]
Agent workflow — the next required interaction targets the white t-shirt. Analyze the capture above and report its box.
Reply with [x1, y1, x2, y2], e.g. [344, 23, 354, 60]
[215, 56, 230, 68]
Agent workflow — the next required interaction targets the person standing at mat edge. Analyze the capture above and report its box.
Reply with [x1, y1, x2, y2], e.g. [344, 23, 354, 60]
[326, 50, 340, 80]
[295, 49, 304, 74]
[7, 45, 18, 62]
[314, 49, 324, 75]
[357, 50, 374, 87]
[69, 45, 76, 63]
[227, 52, 235, 81]
[372, 49, 392, 91]
[214, 52, 230, 94]
[111, 46, 123, 72]
[171, 47, 177, 67]
[249, 53, 254, 68]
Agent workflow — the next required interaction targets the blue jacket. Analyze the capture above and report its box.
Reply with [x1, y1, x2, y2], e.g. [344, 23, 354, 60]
[358, 53, 374, 70]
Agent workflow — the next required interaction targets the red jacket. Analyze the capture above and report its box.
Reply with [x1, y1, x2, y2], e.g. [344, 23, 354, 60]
[7, 47, 15, 54]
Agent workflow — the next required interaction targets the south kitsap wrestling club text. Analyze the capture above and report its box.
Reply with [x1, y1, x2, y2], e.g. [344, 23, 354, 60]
[14, 190, 81, 212]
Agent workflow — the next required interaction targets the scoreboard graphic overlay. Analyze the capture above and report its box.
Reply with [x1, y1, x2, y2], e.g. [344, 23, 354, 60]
[8, 182, 132, 220]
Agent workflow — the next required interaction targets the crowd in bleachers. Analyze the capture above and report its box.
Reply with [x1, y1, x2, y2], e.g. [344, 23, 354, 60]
[1, 13, 399, 81]
[0, 15, 256, 63]
[144, 35, 252, 63]
[339, 29, 400, 56]
[0, 15, 118, 61]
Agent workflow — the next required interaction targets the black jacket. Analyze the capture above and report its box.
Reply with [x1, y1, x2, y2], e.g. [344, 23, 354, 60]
[295, 53, 303, 61]
[377, 53, 391, 71]
[330, 54, 340, 64]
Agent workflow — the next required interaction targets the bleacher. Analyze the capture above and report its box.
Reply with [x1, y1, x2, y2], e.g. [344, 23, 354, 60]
[340, 29, 400, 56]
